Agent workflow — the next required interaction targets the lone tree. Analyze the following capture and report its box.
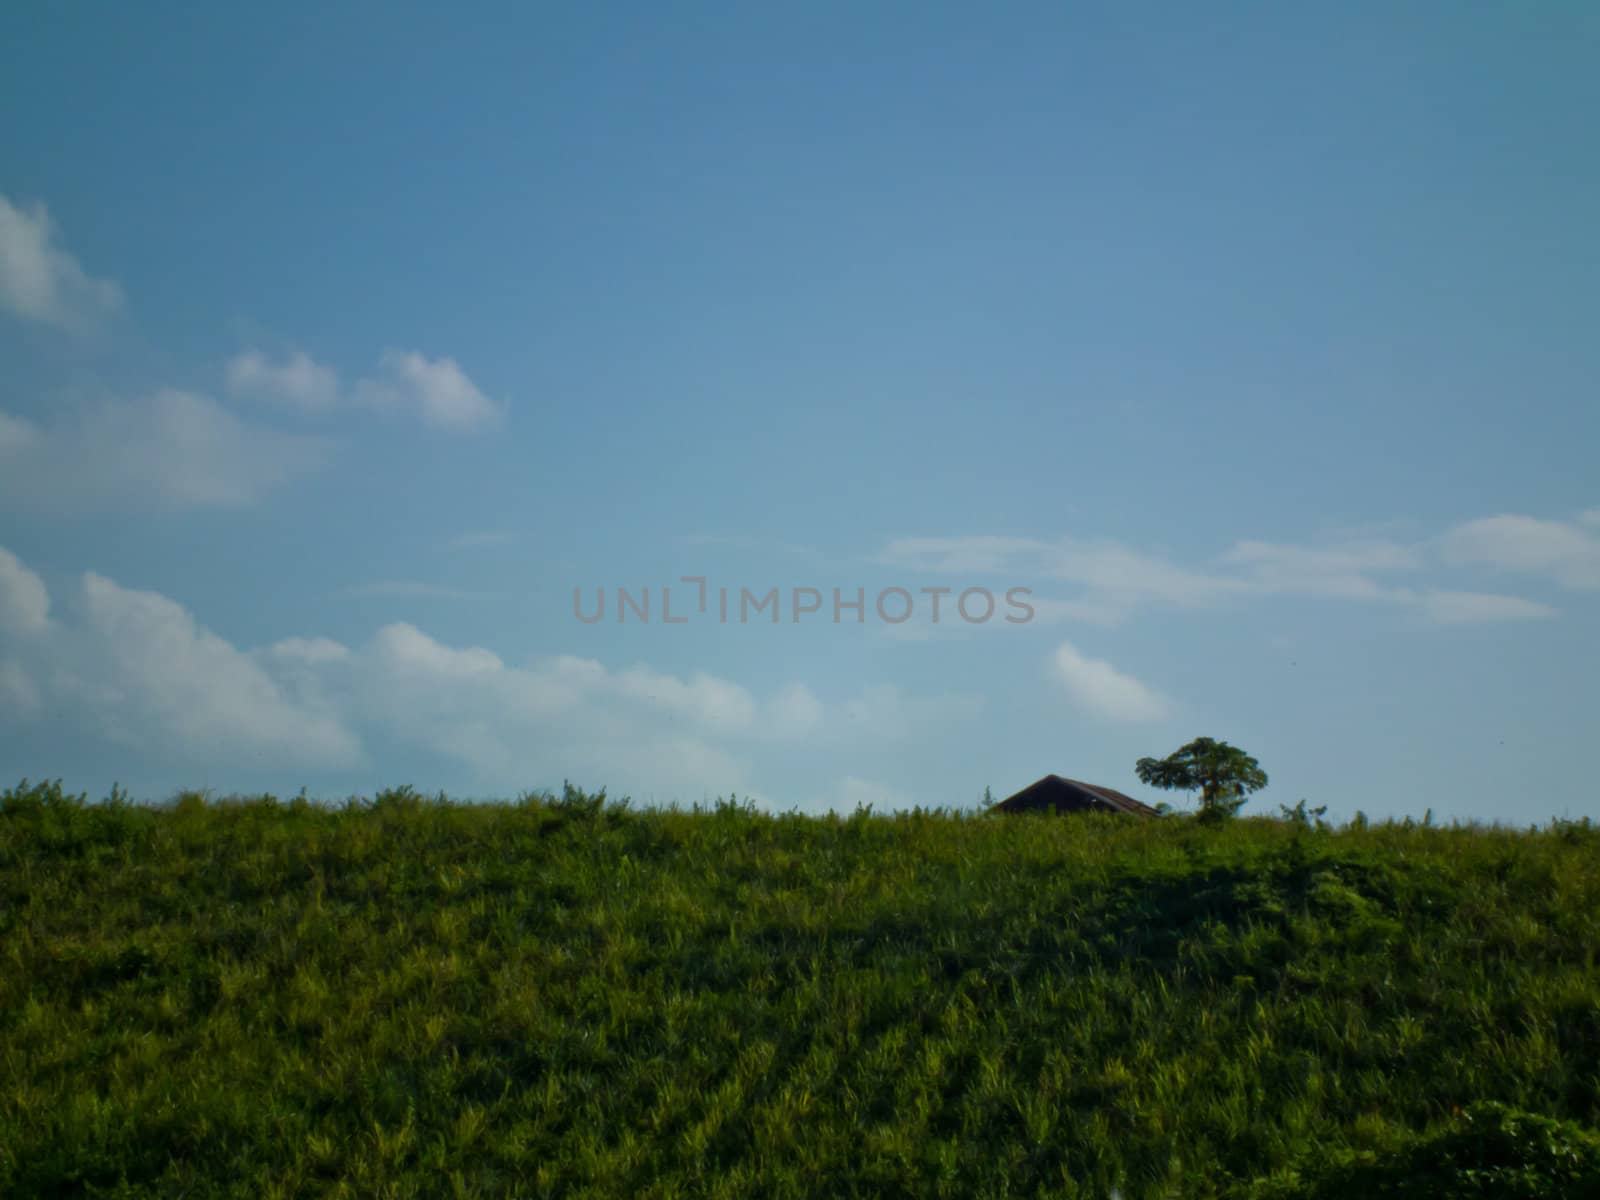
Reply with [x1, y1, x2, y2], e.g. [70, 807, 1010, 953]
[1135, 737, 1267, 822]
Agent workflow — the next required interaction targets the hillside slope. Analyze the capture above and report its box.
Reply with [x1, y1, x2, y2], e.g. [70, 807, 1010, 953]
[3, 781, 1598, 1198]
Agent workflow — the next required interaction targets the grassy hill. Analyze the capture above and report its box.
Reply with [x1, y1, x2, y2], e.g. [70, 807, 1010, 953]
[3, 779, 1599, 1198]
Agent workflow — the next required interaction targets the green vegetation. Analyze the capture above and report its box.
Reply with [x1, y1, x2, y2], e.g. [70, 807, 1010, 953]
[3, 778, 1599, 1198]
[1136, 738, 1270, 823]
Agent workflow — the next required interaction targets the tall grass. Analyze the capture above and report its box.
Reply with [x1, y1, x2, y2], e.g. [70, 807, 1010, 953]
[2, 779, 1598, 1197]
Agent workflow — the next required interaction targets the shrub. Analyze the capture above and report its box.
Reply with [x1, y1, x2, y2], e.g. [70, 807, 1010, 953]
[1250, 1103, 1600, 1198]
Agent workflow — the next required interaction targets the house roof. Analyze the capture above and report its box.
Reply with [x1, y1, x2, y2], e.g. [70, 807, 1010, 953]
[993, 774, 1162, 818]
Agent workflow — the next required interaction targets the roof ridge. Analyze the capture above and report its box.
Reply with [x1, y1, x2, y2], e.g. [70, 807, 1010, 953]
[996, 775, 1161, 817]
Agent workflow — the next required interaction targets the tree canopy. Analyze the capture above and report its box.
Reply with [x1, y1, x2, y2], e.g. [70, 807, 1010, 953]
[1135, 737, 1267, 821]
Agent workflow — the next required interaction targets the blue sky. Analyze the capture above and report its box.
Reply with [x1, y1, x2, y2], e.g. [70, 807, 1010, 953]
[2, 2, 1597, 822]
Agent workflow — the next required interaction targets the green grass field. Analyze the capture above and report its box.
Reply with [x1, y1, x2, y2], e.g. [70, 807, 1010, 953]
[3, 779, 1599, 1198]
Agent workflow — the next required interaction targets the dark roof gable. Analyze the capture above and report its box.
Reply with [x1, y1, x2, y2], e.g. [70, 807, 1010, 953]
[992, 774, 1161, 818]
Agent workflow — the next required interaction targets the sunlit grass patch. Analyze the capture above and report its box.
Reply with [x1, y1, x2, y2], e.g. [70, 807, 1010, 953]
[3, 778, 1598, 1197]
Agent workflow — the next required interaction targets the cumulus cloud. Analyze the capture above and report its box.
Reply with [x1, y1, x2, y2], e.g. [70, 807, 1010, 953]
[0, 391, 331, 511]
[1438, 514, 1600, 591]
[612, 664, 759, 734]
[0, 547, 50, 635]
[265, 636, 352, 666]
[0, 412, 41, 454]
[342, 625, 760, 798]
[74, 572, 364, 766]
[1051, 641, 1171, 722]
[281, 623, 969, 796]
[354, 349, 501, 430]
[225, 349, 340, 411]
[0, 660, 40, 714]
[0, 550, 360, 762]
[226, 346, 502, 431]
[0, 193, 124, 329]
[0, 549, 988, 803]
[370, 622, 508, 680]
[767, 682, 825, 738]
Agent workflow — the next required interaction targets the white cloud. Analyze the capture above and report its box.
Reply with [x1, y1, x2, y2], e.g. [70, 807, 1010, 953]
[1051, 641, 1171, 722]
[881, 534, 1244, 616]
[880, 523, 1570, 626]
[77, 573, 362, 761]
[69, 571, 364, 766]
[0, 412, 41, 454]
[1438, 514, 1600, 591]
[1047, 541, 1243, 604]
[356, 626, 781, 754]
[0, 660, 40, 714]
[546, 654, 610, 690]
[224, 347, 501, 432]
[613, 664, 759, 734]
[226, 349, 340, 411]
[0, 193, 123, 330]
[1, 553, 364, 761]
[887, 534, 1422, 607]
[0, 391, 331, 511]
[272, 625, 976, 797]
[0, 548, 997, 805]
[767, 682, 825, 738]
[343, 625, 754, 798]
[875, 590, 1123, 641]
[265, 636, 351, 665]
[1221, 539, 1418, 599]
[0, 546, 50, 635]
[1218, 535, 1557, 622]
[1402, 589, 1559, 625]
[354, 349, 501, 430]
[371, 622, 505, 679]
